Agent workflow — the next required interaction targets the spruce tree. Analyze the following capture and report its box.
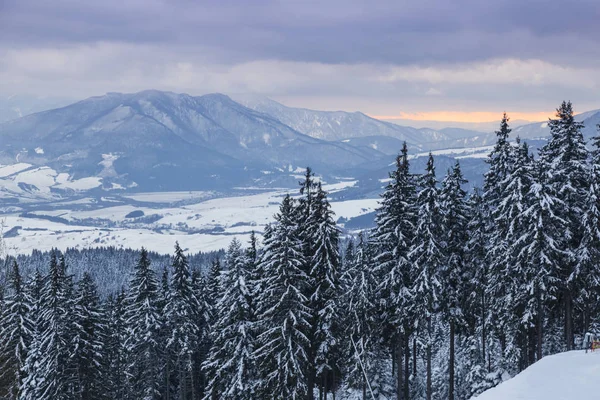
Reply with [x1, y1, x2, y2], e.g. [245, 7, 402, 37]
[0, 260, 32, 399]
[124, 248, 162, 400]
[204, 239, 255, 399]
[372, 142, 417, 400]
[310, 182, 343, 396]
[72, 272, 106, 399]
[165, 242, 201, 399]
[539, 101, 588, 350]
[439, 161, 469, 400]
[105, 290, 128, 400]
[576, 126, 600, 332]
[254, 196, 311, 399]
[409, 154, 444, 400]
[20, 270, 44, 400]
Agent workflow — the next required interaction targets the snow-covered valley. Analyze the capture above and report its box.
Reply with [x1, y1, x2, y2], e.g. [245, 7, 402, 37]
[1, 179, 378, 255]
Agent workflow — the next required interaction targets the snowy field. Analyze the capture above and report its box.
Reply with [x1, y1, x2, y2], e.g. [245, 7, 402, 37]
[1, 180, 377, 255]
[474, 350, 600, 400]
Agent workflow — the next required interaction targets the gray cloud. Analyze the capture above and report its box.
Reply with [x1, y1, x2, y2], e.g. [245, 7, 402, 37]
[1, 0, 599, 117]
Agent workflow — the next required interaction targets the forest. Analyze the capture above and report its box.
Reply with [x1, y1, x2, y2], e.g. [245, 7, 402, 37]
[1, 101, 599, 400]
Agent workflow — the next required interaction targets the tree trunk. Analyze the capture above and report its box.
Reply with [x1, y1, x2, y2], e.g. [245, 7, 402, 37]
[565, 290, 573, 350]
[426, 318, 432, 400]
[537, 292, 543, 361]
[397, 335, 404, 400]
[481, 290, 486, 367]
[404, 334, 410, 400]
[362, 381, 366, 400]
[413, 337, 417, 376]
[449, 320, 455, 400]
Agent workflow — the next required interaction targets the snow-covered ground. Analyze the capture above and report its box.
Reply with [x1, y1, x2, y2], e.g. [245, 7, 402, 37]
[474, 350, 600, 400]
[1, 182, 377, 255]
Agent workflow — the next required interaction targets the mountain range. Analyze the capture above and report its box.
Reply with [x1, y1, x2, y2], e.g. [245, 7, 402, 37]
[0, 90, 599, 199]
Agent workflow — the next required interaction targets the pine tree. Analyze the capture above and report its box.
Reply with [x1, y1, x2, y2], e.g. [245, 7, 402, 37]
[409, 154, 444, 400]
[165, 242, 201, 400]
[254, 196, 312, 399]
[105, 290, 128, 400]
[19, 270, 44, 400]
[576, 125, 600, 332]
[27, 253, 77, 400]
[0, 260, 32, 399]
[72, 272, 106, 399]
[310, 182, 343, 396]
[439, 161, 470, 400]
[372, 142, 417, 400]
[539, 101, 588, 350]
[125, 248, 162, 400]
[517, 159, 567, 361]
[204, 239, 255, 399]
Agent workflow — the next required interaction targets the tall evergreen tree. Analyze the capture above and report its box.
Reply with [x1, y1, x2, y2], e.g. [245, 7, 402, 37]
[24, 253, 76, 400]
[372, 142, 417, 400]
[310, 182, 343, 396]
[254, 196, 312, 399]
[0, 261, 32, 399]
[576, 125, 600, 332]
[204, 239, 255, 399]
[165, 242, 201, 400]
[439, 161, 470, 400]
[539, 101, 588, 350]
[409, 154, 444, 400]
[125, 248, 162, 400]
[105, 290, 128, 400]
[72, 272, 106, 399]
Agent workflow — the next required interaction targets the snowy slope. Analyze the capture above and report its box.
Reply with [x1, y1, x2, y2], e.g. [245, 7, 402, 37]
[474, 351, 600, 400]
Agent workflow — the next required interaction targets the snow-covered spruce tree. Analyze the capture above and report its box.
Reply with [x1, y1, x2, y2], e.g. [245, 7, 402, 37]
[439, 161, 469, 400]
[72, 272, 107, 399]
[165, 242, 202, 399]
[372, 142, 417, 400]
[463, 188, 503, 396]
[204, 239, 255, 399]
[309, 182, 343, 396]
[517, 157, 567, 361]
[124, 248, 162, 400]
[105, 289, 128, 400]
[490, 139, 537, 371]
[344, 234, 390, 400]
[575, 125, 600, 333]
[206, 257, 222, 324]
[539, 101, 588, 351]
[409, 153, 444, 400]
[24, 252, 77, 400]
[295, 167, 320, 399]
[254, 195, 312, 399]
[484, 113, 515, 210]
[0, 260, 32, 399]
[191, 267, 211, 399]
[19, 269, 44, 400]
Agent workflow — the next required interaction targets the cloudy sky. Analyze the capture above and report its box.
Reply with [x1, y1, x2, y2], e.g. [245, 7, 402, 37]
[1, 0, 599, 123]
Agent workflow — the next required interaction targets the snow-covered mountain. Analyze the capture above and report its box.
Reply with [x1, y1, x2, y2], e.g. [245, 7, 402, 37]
[0, 90, 384, 194]
[512, 109, 600, 141]
[235, 94, 485, 148]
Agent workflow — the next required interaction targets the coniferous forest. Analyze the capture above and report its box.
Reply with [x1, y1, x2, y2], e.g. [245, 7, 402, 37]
[1, 101, 600, 399]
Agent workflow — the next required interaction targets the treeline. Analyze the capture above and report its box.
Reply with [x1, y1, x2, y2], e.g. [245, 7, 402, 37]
[1, 101, 600, 400]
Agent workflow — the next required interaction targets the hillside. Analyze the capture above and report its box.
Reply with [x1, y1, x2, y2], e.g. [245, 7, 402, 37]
[475, 351, 600, 400]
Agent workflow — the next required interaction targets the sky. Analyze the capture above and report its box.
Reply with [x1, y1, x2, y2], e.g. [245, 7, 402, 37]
[1, 0, 599, 124]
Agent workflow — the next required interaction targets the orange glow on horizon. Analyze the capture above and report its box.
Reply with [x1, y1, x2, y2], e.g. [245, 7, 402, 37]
[370, 111, 557, 124]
